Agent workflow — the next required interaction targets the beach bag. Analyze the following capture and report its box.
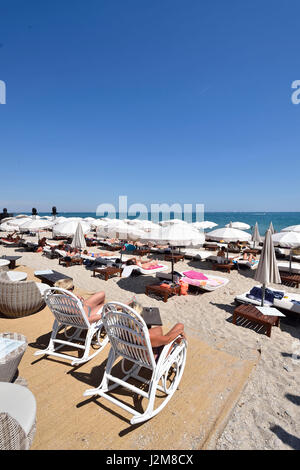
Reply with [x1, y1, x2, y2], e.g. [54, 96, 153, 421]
[179, 280, 189, 295]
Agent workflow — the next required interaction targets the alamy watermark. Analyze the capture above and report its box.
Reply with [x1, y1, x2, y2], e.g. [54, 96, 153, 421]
[0, 80, 6, 104]
[291, 80, 300, 104]
[96, 195, 204, 223]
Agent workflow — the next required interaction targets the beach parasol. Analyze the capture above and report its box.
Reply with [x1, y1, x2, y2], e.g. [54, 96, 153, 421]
[71, 222, 87, 250]
[225, 221, 251, 230]
[206, 227, 251, 243]
[272, 231, 300, 272]
[268, 222, 275, 235]
[53, 220, 91, 237]
[192, 221, 217, 230]
[254, 229, 281, 306]
[19, 219, 53, 232]
[159, 219, 189, 227]
[281, 225, 300, 233]
[96, 219, 131, 239]
[251, 222, 261, 248]
[140, 224, 204, 281]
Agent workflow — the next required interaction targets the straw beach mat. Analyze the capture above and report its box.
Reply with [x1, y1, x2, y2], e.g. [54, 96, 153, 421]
[0, 286, 259, 450]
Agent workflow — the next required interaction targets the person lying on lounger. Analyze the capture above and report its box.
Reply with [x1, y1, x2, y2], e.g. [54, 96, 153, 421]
[242, 252, 255, 262]
[125, 257, 160, 269]
[35, 237, 48, 252]
[2, 232, 21, 243]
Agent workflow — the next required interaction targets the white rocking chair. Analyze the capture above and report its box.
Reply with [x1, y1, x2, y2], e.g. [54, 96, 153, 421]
[34, 288, 108, 366]
[83, 302, 187, 424]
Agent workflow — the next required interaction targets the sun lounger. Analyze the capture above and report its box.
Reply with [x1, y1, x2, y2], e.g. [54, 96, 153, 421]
[277, 261, 300, 274]
[186, 250, 216, 261]
[121, 263, 168, 278]
[179, 270, 229, 292]
[236, 286, 300, 316]
[0, 239, 22, 247]
[235, 258, 259, 270]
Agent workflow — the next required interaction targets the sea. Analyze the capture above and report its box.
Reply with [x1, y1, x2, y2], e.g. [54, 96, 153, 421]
[15, 212, 300, 235]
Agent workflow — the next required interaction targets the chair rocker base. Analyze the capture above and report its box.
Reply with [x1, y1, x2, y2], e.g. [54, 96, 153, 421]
[84, 340, 187, 424]
[34, 321, 108, 366]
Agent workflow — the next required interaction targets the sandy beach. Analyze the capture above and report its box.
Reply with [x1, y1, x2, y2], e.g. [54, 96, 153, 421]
[0, 232, 299, 451]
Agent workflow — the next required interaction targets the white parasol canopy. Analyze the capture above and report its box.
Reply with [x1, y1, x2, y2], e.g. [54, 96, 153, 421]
[159, 219, 189, 227]
[53, 220, 91, 237]
[0, 222, 17, 232]
[96, 219, 131, 239]
[272, 231, 300, 248]
[226, 221, 251, 230]
[140, 224, 205, 246]
[192, 221, 217, 230]
[19, 219, 54, 232]
[7, 217, 31, 228]
[206, 227, 251, 242]
[281, 225, 300, 233]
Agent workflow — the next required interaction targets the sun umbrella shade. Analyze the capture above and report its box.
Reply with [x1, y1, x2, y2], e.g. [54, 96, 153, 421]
[206, 227, 251, 243]
[272, 231, 300, 248]
[97, 220, 131, 239]
[7, 217, 31, 228]
[0, 223, 17, 232]
[53, 220, 91, 237]
[19, 219, 53, 232]
[251, 222, 261, 246]
[192, 221, 218, 230]
[281, 225, 300, 233]
[268, 222, 275, 235]
[159, 219, 189, 227]
[140, 224, 205, 246]
[225, 222, 251, 230]
[71, 222, 87, 250]
[254, 230, 281, 305]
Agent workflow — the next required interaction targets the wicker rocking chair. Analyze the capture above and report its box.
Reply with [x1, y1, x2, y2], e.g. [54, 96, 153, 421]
[34, 288, 108, 366]
[83, 302, 187, 424]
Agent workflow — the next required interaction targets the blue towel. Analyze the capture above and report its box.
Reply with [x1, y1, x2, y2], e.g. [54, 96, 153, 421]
[246, 287, 284, 304]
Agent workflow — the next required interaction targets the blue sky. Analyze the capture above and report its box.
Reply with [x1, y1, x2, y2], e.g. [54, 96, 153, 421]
[0, 0, 300, 213]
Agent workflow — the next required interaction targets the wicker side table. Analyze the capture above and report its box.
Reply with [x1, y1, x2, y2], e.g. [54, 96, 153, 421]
[0, 333, 27, 382]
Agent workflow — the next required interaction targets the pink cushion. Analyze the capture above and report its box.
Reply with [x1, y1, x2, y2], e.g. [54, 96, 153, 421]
[182, 270, 208, 280]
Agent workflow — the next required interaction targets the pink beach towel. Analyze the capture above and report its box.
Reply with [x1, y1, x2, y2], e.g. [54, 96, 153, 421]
[182, 270, 208, 280]
[145, 265, 164, 270]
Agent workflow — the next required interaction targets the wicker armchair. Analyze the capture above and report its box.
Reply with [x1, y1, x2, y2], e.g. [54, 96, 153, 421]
[0, 383, 36, 450]
[0, 272, 47, 318]
[0, 333, 27, 382]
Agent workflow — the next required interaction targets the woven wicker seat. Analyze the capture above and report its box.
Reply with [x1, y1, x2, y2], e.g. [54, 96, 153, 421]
[0, 272, 46, 318]
[0, 332, 27, 382]
[0, 383, 36, 450]
[34, 288, 109, 366]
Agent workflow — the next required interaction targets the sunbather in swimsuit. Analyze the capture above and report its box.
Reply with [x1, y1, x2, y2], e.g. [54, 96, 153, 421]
[125, 257, 160, 269]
